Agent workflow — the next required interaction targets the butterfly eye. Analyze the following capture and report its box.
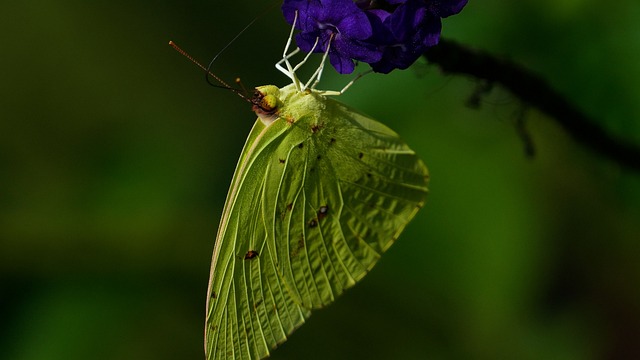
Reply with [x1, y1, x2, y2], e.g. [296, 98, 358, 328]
[252, 86, 281, 125]
[252, 91, 278, 113]
[260, 94, 278, 112]
[253, 85, 280, 110]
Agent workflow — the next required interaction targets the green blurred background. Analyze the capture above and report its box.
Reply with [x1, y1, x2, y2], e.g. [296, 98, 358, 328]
[2, 1, 640, 359]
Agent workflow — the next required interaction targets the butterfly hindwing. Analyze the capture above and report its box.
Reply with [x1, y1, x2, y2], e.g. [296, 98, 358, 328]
[205, 85, 428, 359]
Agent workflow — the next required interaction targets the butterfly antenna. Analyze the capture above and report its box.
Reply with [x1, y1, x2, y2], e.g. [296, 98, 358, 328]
[205, 1, 279, 87]
[235, 77, 250, 98]
[169, 41, 233, 89]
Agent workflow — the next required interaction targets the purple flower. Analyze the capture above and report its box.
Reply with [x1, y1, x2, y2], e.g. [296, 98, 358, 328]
[365, 1, 452, 73]
[282, 0, 382, 74]
[427, 0, 469, 18]
[282, 0, 468, 74]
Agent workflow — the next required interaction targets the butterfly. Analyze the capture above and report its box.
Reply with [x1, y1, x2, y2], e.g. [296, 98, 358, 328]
[204, 18, 429, 360]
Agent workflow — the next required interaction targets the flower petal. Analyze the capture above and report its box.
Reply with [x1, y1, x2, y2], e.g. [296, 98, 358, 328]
[281, 0, 467, 74]
[329, 49, 356, 74]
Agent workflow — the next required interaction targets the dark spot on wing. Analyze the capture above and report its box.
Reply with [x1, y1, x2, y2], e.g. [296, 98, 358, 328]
[244, 250, 259, 260]
[253, 299, 263, 310]
[298, 142, 304, 149]
[311, 124, 320, 133]
[287, 203, 293, 211]
[308, 219, 318, 228]
[279, 158, 285, 164]
[291, 236, 305, 257]
[329, 138, 336, 144]
[211, 291, 217, 299]
[358, 152, 364, 159]
[316, 155, 322, 160]
[318, 205, 329, 220]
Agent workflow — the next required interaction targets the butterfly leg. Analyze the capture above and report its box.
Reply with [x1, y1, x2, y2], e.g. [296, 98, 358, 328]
[276, 47, 301, 82]
[306, 34, 333, 90]
[319, 70, 373, 96]
[276, 10, 302, 90]
[292, 37, 319, 74]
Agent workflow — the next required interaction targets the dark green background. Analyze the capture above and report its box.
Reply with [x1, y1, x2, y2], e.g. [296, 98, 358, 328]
[2, 1, 640, 359]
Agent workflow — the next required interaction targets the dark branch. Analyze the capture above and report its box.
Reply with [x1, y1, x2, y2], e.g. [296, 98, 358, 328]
[424, 38, 640, 172]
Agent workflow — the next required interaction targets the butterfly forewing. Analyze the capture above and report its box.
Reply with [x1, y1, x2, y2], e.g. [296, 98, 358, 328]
[205, 84, 428, 359]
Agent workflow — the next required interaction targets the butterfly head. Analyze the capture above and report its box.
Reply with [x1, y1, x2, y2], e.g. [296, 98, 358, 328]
[252, 85, 282, 125]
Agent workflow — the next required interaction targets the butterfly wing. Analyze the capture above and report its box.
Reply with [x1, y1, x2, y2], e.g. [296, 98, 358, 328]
[205, 87, 429, 359]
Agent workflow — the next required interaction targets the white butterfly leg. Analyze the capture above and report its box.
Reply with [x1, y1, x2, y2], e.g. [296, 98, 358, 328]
[276, 37, 321, 92]
[292, 37, 319, 73]
[276, 11, 303, 90]
[319, 69, 373, 96]
[306, 38, 332, 90]
[276, 47, 301, 82]
[275, 12, 370, 96]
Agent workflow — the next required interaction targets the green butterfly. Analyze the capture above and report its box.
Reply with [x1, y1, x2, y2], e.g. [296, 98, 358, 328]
[204, 24, 429, 360]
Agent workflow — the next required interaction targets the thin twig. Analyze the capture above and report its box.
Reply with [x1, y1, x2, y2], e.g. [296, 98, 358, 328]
[423, 38, 640, 172]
